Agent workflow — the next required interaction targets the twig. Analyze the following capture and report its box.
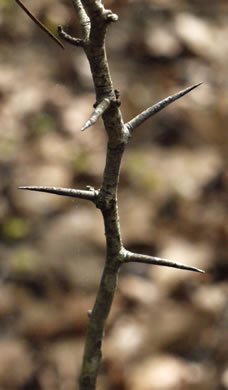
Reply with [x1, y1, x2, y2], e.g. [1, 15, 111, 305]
[81, 98, 111, 131]
[72, 0, 90, 41]
[15, 0, 65, 50]
[57, 26, 84, 47]
[18, 186, 98, 202]
[126, 82, 203, 133]
[124, 250, 205, 273]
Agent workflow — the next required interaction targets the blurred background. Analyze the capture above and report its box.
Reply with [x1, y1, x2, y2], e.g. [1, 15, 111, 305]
[0, 0, 227, 389]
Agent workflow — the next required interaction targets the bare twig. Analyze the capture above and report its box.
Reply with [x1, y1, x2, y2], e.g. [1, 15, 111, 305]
[72, 0, 90, 41]
[18, 186, 98, 202]
[124, 250, 205, 273]
[15, 0, 65, 50]
[57, 26, 84, 47]
[126, 82, 203, 133]
[81, 98, 111, 131]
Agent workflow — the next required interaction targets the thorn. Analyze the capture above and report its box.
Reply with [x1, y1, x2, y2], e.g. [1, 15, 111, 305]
[18, 186, 98, 201]
[81, 119, 93, 132]
[125, 82, 203, 133]
[81, 98, 111, 131]
[124, 250, 205, 273]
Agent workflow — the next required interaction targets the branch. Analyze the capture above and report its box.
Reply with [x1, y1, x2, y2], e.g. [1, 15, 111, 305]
[72, 0, 90, 41]
[125, 82, 203, 133]
[18, 186, 98, 202]
[81, 98, 111, 131]
[57, 26, 84, 47]
[124, 250, 205, 273]
[79, 259, 121, 390]
[15, 0, 65, 50]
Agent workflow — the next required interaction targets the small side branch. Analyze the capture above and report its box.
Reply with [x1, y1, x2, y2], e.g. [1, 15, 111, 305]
[15, 0, 65, 50]
[18, 186, 98, 202]
[124, 250, 205, 273]
[72, 0, 90, 41]
[126, 82, 203, 133]
[57, 26, 84, 47]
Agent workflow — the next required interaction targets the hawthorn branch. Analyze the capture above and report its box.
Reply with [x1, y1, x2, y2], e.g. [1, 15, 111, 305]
[124, 250, 205, 273]
[81, 98, 111, 131]
[126, 82, 203, 133]
[18, 186, 98, 202]
[73, 2, 127, 389]
[18, 1, 205, 390]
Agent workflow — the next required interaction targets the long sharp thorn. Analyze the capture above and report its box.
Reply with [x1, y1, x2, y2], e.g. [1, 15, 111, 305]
[126, 82, 203, 132]
[125, 251, 205, 273]
[18, 186, 97, 200]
